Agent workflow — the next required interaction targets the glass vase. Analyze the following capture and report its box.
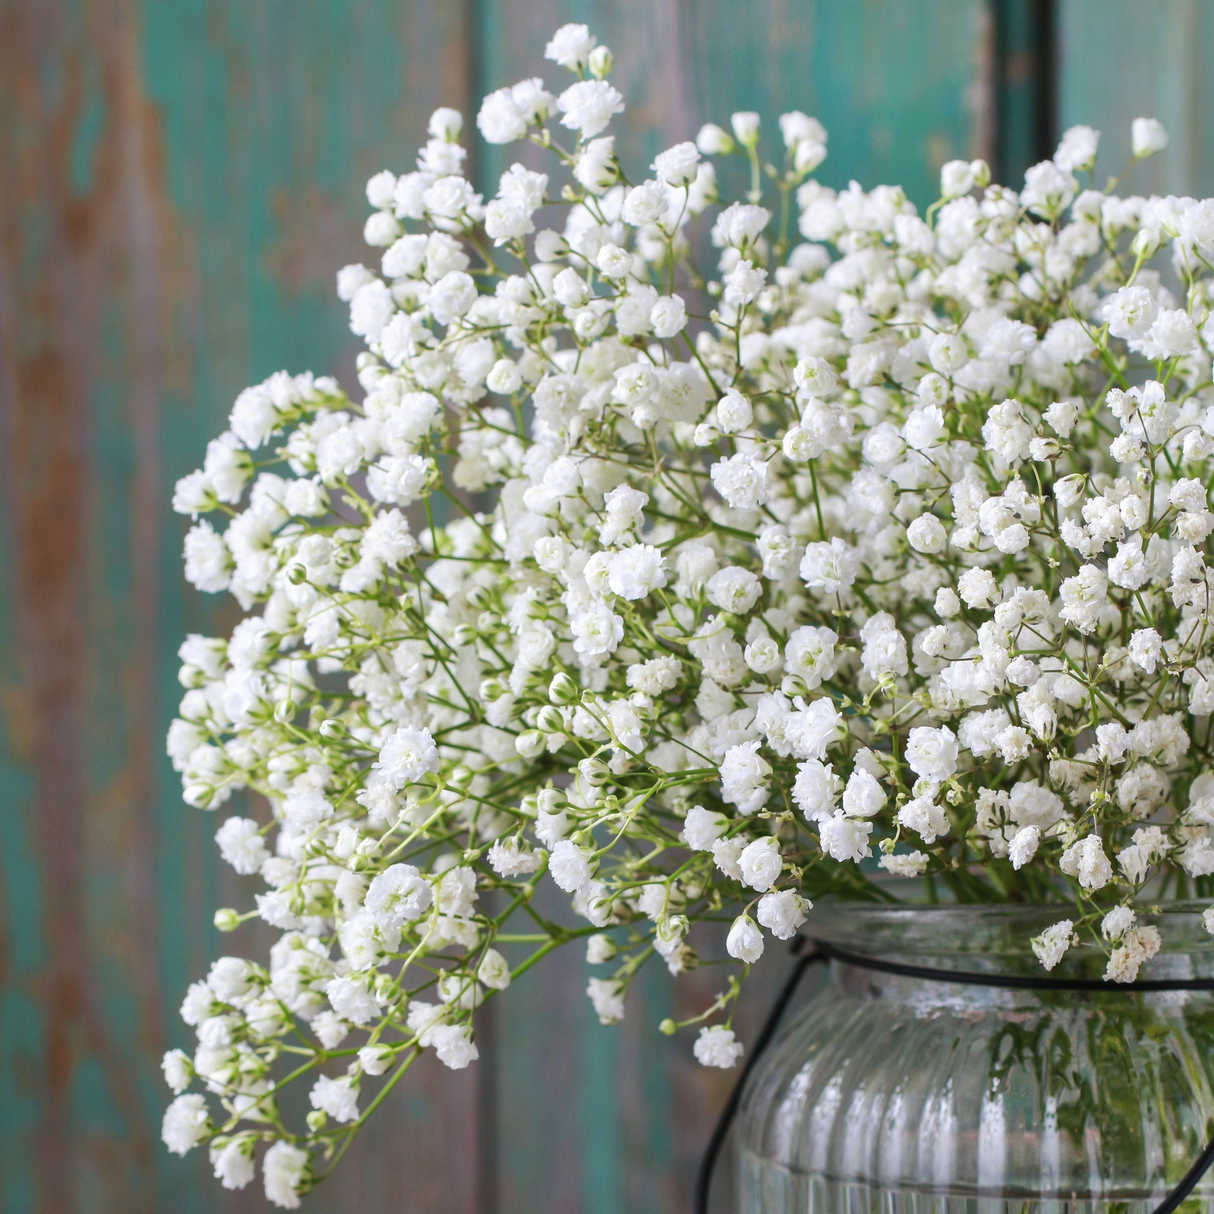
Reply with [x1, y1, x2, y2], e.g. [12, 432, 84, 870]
[736, 903, 1214, 1213]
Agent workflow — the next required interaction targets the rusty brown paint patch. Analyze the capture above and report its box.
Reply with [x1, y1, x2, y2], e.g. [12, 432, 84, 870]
[263, 183, 351, 298]
[0, 0, 181, 1207]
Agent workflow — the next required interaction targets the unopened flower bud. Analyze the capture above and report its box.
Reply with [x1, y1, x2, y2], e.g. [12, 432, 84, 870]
[214, 908, 241, 933]
[480, 678, 506, 702]
[731, 111, 760, 146]
[579, 757, 610, 786]
[549, 672, 579, 704]
[536, 705, 565, 733]
[588, 45, 613, 78]
[516, 730, 546, 759]
[659, 1018, 677, 1036]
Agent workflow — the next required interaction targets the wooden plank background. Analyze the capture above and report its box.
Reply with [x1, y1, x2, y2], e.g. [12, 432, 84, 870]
[1, 1, 1207, 1210]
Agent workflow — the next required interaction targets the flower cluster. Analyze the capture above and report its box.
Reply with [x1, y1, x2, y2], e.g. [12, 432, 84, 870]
[163, 23, 1214, 1205]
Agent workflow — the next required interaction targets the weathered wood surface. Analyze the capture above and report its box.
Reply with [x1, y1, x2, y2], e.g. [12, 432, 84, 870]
[0, 2, 1000, 1211]
[1059, 0, 1214, 199]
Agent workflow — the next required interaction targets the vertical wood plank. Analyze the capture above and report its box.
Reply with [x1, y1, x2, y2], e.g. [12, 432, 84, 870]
[993, 0, 1057, 187]
[1059, 0, 1214, 198]
[0, 1, 479, 1210]
[470, 3, 992, 1210]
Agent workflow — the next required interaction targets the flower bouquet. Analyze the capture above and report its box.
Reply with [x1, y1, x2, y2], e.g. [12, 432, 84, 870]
[160, 21, 1214, 1206]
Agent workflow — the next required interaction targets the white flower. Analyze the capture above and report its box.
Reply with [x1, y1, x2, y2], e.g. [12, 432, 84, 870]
[1105, 925, 1161, 982]
[792, 760, 842, 821]
[842, 768, 886, 818]
[738, 836, 783, 891]
[757, 889, 808, 939]
[1032, 920, 1074, 971]
[905, 726, 959, 784]
[1132, 117, 1169, 158]
[263, 1141, 309, 1209]
[211, 1136, 256, 1190]
[1103, 285, 1158, 342]
[941, 159, 976, 197]
[723, 259, 767, 305]
[818, 813, 872, 862]
[898, 797, 950, 844]
[653, 141, 701, 187]
[607, 544, 668, 600]
[697, 122, 734, 154]
[1140, 308, 1197, 360]
[1009, 825, 1040, 869]
[544, 22, 597, 69]
[432, 1024, 479, 1069]
[368, 724, 438, 790]
[162, 1094, 210, 1155]
[1054, 124, 1099, 171]
[1020, 160, 1077, 218]
[549, 840, 595, 892]
[359, 1044, 396, 1076]
[571, 603, 624, 656]
[162, 1048, 192, 1094]
[694, 1025, 744, 1068]
[215, 817, 270, 875]
[710, 452, 769, 509]
[1058, 564, 1108, 633]
[785, 626, 838, 689]
[477, 79, 553, 144]
[720, 741, 772, 814]
[879, 851, 929, 877]
[726, 915, 764, 963]
[799, 538, 859, 596]
[903, 406, 947, 451]
[310, 1074, 360, 1123]
[183, 521, 232, 593]
[785, 697, 843, 761]
[731, 111, 760, 143]
[706, 566, 762, 614]
[682, 806, 729, 850]
[716, 391, 753, 433]
[1129, 627, 1163, 673]
[557, 80, 624, 138]
[365, 864, 433, 928]
[650, 294, 687, 338]
[907, 515, 947, 554]
[587, 977, 626, 1024]
[1060, 834, 1113, 891]
[1101, 905, 1136, 942]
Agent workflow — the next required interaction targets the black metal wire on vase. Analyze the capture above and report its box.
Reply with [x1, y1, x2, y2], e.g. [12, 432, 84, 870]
[693, 937, 1214, 1214]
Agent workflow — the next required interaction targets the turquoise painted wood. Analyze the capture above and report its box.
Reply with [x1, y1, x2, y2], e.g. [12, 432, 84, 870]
[1060, 0, 1214, 199]
[0, 3, 479, 1212]
[0, 2, 1003, 1211]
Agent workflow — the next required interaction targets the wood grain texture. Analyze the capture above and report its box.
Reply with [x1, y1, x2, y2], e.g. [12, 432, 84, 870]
[0, 2, 478, 1210]
[1059, 0, 1214, 198]
[0, 1, 993, 1211]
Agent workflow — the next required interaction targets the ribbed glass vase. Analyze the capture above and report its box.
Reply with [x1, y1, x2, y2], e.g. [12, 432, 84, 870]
[736, 903, 1214, 1214]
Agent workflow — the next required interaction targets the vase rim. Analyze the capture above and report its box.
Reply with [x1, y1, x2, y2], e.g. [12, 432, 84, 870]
[803, 898, 1214, 969]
